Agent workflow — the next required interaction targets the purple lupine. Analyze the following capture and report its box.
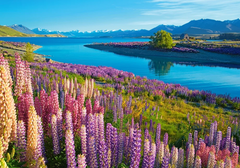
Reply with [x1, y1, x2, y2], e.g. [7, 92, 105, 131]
[144, 151, 155, 168]
[77, 154, 87, 168]
[111, 127, 118, 167]
[178, 148, 184, 168]
[163, 133, 168, 146]
[149, 120, 153, 132]
[194, 155, 201, 168]
[106, 123, 112, 150]
[17, 120, 27, 162]
[145, 128, 149, 140]
[65, 129, 77, 168]
[51, 114, 60, 155]
[81, 108, 87, 125]
[94, 114, 99, 154]
[113, 105, 117, 123]
[80, 125, 87, 157]
[88, 136, 98, 168]
[187, 144, 194, 168]
[156, 123, 161, 142]
[130, 129, 142, 168]
[161, 156, 169, 168]
[209, 123, 214, 146]
[142, 139, 150, 168]
[107, 148, 111, 168]
[99, 139, 108, 168]
[216, 131, 222, 153]
[117, 132, 125, 165]
[194, 130, 198, 150]
[37, 115, 46, 162]
[213, 121, 218, 144]
[207, 152, 216, 168]
[87, 113, 95, 138]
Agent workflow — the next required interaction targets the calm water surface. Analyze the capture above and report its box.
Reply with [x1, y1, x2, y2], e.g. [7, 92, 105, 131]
[0, 37, 240, 97]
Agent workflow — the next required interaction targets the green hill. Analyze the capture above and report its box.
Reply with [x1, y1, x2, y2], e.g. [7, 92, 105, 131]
[0, 25, 29, 37]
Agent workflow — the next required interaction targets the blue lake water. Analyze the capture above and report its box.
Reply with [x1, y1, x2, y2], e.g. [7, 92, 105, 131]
[0, 37, 240, 97]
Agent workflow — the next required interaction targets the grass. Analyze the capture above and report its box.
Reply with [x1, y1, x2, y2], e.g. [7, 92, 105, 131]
[0, 26, 29, 37]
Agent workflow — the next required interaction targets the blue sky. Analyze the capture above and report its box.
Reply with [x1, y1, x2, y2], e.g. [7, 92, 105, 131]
[1, 0, 240, 31]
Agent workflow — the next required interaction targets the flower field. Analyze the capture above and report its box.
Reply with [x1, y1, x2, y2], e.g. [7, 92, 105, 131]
[0, 52, 240, 168]
[100, 42, 199, 53]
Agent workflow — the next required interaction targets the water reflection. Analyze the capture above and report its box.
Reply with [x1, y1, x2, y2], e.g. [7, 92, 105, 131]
[148, 59, 173, 76]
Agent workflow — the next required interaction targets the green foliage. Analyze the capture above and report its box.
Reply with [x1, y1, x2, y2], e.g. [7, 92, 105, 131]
[23, 42, 34, 62]
[149, 30, 175, 49]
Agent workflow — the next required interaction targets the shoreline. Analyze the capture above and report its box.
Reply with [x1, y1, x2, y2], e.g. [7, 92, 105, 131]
[84, 44, 240, 69]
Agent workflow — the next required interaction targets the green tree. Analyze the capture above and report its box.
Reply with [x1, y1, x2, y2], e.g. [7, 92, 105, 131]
[23, 42, 34, 62]
[149, 30, 175, 49]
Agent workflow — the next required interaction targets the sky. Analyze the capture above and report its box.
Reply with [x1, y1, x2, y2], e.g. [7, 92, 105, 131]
[1, 0, 240, 32]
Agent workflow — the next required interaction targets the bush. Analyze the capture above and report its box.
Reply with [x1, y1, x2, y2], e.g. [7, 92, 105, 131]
[23, 42, 34, 62]
[149, 30, 175, 49]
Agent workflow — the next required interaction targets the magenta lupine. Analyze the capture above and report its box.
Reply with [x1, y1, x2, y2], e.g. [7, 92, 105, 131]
[99, 139, 108, 168]
[142, 139, 150, 168]
[73, 100, 79, 132]
[80, 125, 87, 157]
[187, 144, 195, 168]
[51, 91, 59, 115]
[207, 152, 216, 168]
[194, 155, 201, 168]
[178, 148, 184, 168]
[17, 120, 26, 162]
[14, 52, 25, 96]
[57, 108, 63, 142]
[130, 129, 142, 168]
[93, 99, 99, 113]
[34, 97, 41, 116]
[65, 129, 77, 168]
[86, 99, 92, 115]
[88, 136, 98, 168]
[51, 114, 60, 155]
[111, 127, 118, 167]
[117, 132, 125, 165]
[77, 154, 87, 168]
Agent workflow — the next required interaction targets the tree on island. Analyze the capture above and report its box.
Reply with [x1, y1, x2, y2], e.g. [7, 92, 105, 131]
[149, 30, 175, 49]
[23, 42, 34, 62]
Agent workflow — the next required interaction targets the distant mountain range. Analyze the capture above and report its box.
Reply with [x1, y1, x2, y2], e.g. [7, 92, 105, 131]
[8, 18, 240, 38]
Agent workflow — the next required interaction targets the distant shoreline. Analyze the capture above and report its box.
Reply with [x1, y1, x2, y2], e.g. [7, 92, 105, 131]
[84, 44, 240, 69]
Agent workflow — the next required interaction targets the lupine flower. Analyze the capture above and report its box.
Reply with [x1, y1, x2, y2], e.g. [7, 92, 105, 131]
[163, 133, 168, 146]
[215, 160, 224, 168]
[17, 120, 26, 162]
[194, 155, 201, 168]
[187, 144, 194, 168]
[88, 136, 98, 168]
[171, 147, 178, 167]
[118, 132, 125, 165]
[161, 156, 169, 168]
[99, 139, 108, 168]
[26, 106, 38, 167]
[36, 115, 46, 162]
[80, 125, 87, 156]
[57, 108, 63, 141]
[51, 114, 60, 155]
[156, 123, 161, 142]
[65, 129, 77, 168]
[225, 157, 232, 168]
[77, 154, 87, 168]
[178, 148, 184, 168]
[111, 127, 118, 167]
[207, 152, 216, 168]
[142, 139, 150, 168]
[130, 129, 141, 168]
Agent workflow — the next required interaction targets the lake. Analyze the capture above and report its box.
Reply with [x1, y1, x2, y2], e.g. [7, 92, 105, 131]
[0, 37, 240, 97]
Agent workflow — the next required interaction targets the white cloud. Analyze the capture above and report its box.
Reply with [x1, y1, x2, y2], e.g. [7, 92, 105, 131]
[141, 0, 240, 24]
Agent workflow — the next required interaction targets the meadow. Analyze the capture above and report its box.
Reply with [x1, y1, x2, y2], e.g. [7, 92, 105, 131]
[0, 47, 239, 168]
